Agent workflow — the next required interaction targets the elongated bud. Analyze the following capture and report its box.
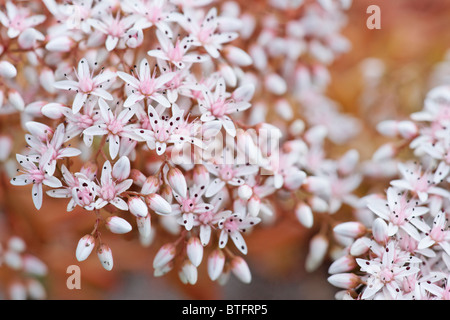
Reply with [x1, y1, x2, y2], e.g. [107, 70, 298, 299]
[372, 143, 396, 162]
[0, 135, 12, 161]
[167, 167, 187, 198]
[0, 60, 17, 78]
[231, 256, 252, 284]
[248, 195, 261, 217]
[136, 214, 151, 238]
[97, 244, 113, 271]
[128, 197, 148, 217]
[219, 63, 237, 87]
[264, 73, 286, 95]
[350, 237, 370, 256]
[179, 260, 198, 285]
[27, 279, 46, 300]
[327, 273, 361, 289]
[106, 216, 132, 234]
[238, 184, 252, 200]
[75, 234, 95, 262]
[8, 90, 25, 111]
[186, 237, 203, 267]
[9, 282, 27, 300]
[303, 176, 331, 199]
[305, 234, 328, 272]
[130, 169, 146, 187]
[146, 193, 172, 215]
[4, 251, 23, 270]
[18, 28, 44, 50]
[308, 196, 329, 213]
[224, 45, 253, 66]
[372, 218, 388, 244]
[275, 99, 293, 121]
[26, 121, 53, 141]
[328, 255, 357, 274]
[333, 222, 367, 238]
[153, 243, 176, 269]
[39, 67, 56, 94]
[376, 120, 398, 137]
[193, 165, 210, 188]
[8, 236, 26, 252]
[295, 202, 314, 228]
[154, 260, 173, 277]
[207, 249, 225, 281]
[338, 149, 359, 175]
[160, 184, 173, 203]
[45, 36, 74, 52]
[397, 121, 418, 139]
[141, 176, 160, 195]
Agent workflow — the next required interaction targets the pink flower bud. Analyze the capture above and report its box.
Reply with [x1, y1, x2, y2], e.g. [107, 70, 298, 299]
[233, 84, 255, 102]
[27, 279, 46, 300]
[193, 165, 210, 188]
[128, 197, 148, 218]
[45, 36, 74, 52]
[25, 121, 53, 141]
[130, 169, 146, 187]
[248, 195, 261, 217]
[372, 143, 396, 162]
[397, 121, 418, 139]
[264, 73, 287, 95]
[8, 89, 24, 111]
[22, 254, 48, 276]
[295, 202, 314, 228]
[136, 214, 151, 239]
[167, 167, 187, 198]
[76, 234, 95, 262]
[224, 45, 253, 66]
[141, 176, 160, 195]
[376, 120, 398, 137]
[333, 222, 367, 238]
[186, 237, 203, 267]
[97, 244, 113, 271]
[372, 218, 389, 244]
[160, 184, 173, 203]
[39, 67, 56, 94]
[0, 60, 17, 78]
[9, 282, 27, 300]
[350, 237, 370, 256]
[328, 255, 357, 274]
[179, 260, 198, 285]
[146, 193, 172, 215]
[231, 256, 252, 284]
[207, 249, 225, 281]
[106, 216, 132, 234]
[18, 28, 44, 50]
[328, 273, 361, 289]
[219, 63, 237, 87]
[153, 243, 176, 269]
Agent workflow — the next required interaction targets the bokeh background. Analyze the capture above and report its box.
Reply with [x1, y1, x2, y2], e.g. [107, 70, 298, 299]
[2, 0, 450, 300]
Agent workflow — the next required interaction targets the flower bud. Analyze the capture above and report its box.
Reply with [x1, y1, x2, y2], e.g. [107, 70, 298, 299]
[219, 63, 237, 87]
[179, 260, 198, 285]
[130, 169, 146, 187]
[39, 67, 56, 93]
[167, 167, 187, 198]
[146, 193, 172, 215]
[8, 236, 26, 252]
[333, 222, 367, 238]
[97, 244, 113, 271]
[141, 175, 160, 195]
[305, 234, 328, 272]
[328, 255, 357, 274]
[230, 256, 252, 284]
[295, 202, 314, 228]
[136, 214, 152, 238]
[264, 73, 287, 95]
[45, 36, 74, 52]
[350, 237, 370, 256]
[41, 103, 66, 119]
[397, 121, 418, 139]
[27, 279, 46, 300]
[247, 195, 261, 217]
[22, 254, 48, 276]
[193, 165, 210, 188]
[376, 120, 398, 137]
[106, 216, 132, 234]
[224, 45, 253, 66]
[207, 249, 225, 281]
[9, 282, 27, 300]
[372, 218, 389, 244]
[153, 243, 176, 269]
[112, 156, 131, 181]
[4, 251, 23, 270]
[372, 143, 396, 162]
[327, 273, 361, 289]
[0, 60, 17, 78]
[0, 135, 13, 161]
[186, 237, 203, 267]
[128, 197, 148, 217]
[18, 28, 44, 50]
[76, 235, 95, 262]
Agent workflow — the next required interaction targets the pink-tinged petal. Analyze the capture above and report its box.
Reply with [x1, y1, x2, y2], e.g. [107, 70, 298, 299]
[230, 231, 248, 255]
[150, 93, 171, 109]
[182, 213, 195, 231]
[43, 175, 62, 188]
[92, 88, 113, 101]
[186, 237, 203, 267]
[230, 256, 252, 284]
[100, 161, 112, 185]
[117, 71, 140, 88]
[128, 197, 148, 218]
[221, 115, 236, 137]
[207, 249, 225, 281]
[327, 273, 361, 289]
[400, 223, 421, 241]
[32, 183, 43, 210]
[148, 49, 169, 61]
[167, 167, 187, 198]
[106, 216, 132, 234]
[205, 178, 226, 197]
[154, 29, 171, 52]
[83, 124, 108, 136]
[153, 243, 176, 269]
[112, 156, 130, 181]
[361, 278, 384, 299]
[367, 198, 390, 220]
[53, 80, 79, 91]
[25, 121, 52, 141]
[59, 147, 82, 158]
[146, 193, 172, 215]
[115, 179, 133, 194]
[11, 174, 32, 186]
[77, 59, 90, 80]
[46, 188, 71, 198]
[218, 230, 228, 248]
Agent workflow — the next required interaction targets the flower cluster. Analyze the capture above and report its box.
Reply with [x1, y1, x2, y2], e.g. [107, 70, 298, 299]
[328, 83, 450, 299]
[0, 0, 379, 297]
